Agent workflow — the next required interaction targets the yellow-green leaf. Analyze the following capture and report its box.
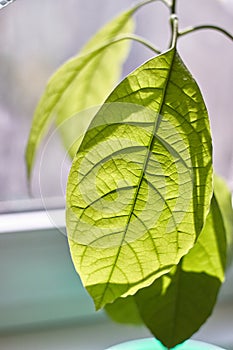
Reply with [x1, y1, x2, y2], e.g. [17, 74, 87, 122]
[25, 8, 135, 178]
[66, 48, 213, 309]
[214, 174, 233, 264]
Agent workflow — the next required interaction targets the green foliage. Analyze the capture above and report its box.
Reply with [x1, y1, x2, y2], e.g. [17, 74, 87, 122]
[25, 0, 233, 348]
[105, 296, 142, 325]
[104, 188, 227, 347]
[25, 8, 135, 177]
[66, 47, 213, 310]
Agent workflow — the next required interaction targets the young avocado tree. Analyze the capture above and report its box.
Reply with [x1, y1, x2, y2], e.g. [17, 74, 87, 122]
[25, 0, 233, 348]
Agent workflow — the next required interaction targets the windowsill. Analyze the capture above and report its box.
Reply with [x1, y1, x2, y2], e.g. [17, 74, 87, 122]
[0, 207, 66, 233]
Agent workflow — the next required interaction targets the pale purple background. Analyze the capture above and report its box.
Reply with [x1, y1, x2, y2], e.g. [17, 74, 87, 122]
[0, 0, 232, 208]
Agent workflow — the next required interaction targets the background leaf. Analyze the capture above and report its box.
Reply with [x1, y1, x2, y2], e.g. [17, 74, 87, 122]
[104, 296, 142, 325]
[66, 48, 213, 309]
[214, 174, 233, 264]
[135, 195, 226, 348]
[25, 8, 135, 178]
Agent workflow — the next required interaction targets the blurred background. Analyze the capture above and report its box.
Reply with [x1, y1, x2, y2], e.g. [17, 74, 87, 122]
[0, 0, 233, 207]
[0, 0, 233, 349]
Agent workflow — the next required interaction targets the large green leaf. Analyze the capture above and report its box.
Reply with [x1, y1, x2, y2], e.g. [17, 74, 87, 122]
[135, 195, 226, 348]
[25, 9, 135, 178]
[66, 48, 213, 309]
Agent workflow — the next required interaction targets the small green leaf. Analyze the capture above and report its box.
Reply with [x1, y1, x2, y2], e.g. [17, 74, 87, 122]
[214, 174, 233, 264]
[66, 48, 213, 309]
[25, 9, 135, 178]
[105, 296, 142, 325]
[135, 195, 226, 348]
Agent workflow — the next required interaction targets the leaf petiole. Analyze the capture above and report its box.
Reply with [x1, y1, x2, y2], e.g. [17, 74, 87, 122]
[170, 0, 177, 14]
[113, 34, 161, 54]
[178, 25, 233, 42]
[170, 14, 179, 48]
[132, 0, 171, 14]
[81, 34, 161, 55]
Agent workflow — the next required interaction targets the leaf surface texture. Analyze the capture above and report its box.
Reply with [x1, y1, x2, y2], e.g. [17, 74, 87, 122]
[67, 48, 213, 309]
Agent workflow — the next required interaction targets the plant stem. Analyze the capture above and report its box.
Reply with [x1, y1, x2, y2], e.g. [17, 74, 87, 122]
[114, 34, 161, 54]
[168, 0, 178, 49]
[170, 0, 177, 14]
[81, 35, 161, 61]
[179, 25, 233, 42]
[132, 0, 171, 14]
[169, 14, 179, 48]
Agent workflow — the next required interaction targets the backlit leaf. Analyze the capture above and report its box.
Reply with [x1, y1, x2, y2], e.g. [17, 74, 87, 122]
[25, 8, 135, 178]
[66, 48, 213, 309]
